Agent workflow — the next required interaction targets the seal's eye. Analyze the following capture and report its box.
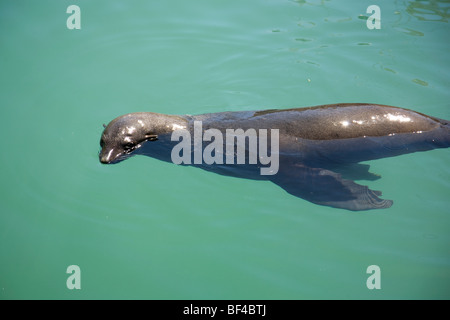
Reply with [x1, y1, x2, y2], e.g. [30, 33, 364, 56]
[124, 143, 134, 152]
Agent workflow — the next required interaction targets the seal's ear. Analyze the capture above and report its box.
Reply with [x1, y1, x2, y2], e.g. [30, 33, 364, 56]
[103, 124, 107, 128]
[145, 134, 158, 141]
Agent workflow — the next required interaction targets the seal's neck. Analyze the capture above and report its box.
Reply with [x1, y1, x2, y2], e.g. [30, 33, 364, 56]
[129, 112, 188, 163]
[137, 112, 189, 136]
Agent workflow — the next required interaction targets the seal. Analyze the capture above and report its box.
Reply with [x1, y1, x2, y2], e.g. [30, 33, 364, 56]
[99, 103, 450, 211]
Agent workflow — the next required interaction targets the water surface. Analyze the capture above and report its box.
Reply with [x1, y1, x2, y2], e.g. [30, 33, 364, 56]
[0, 0, 449, 299]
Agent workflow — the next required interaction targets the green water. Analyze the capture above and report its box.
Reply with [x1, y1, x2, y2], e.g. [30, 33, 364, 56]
[1, 0, 449, 300]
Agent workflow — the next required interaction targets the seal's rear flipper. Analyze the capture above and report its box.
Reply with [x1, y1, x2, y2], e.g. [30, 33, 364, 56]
[271, 165, 393, 211]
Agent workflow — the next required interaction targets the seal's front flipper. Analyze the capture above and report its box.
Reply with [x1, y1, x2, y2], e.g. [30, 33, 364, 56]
[271, 165, 392, 211]
[328, 163, 381, 181]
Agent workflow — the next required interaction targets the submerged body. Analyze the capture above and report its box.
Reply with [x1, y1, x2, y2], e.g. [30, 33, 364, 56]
[99, 104, 450, 211]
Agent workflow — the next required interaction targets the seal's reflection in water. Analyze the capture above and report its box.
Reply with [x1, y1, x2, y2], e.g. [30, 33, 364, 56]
[99, 104, 450, 211]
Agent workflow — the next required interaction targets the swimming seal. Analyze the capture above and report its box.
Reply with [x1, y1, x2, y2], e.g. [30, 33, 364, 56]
[99, 103, 450, 211]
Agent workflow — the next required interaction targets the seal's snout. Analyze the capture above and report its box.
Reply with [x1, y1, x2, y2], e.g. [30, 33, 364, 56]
[99, 146, 131, 164]
[99, 148, 118, 164]
[99, 154, 110, 164]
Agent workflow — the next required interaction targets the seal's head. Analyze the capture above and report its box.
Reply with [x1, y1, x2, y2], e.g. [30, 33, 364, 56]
[99, 113, 159, 164]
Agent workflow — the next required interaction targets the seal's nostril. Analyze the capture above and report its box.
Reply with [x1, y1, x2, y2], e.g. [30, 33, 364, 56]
[99, 153, 109, 164]
[100, 157, 109, 164]
[99, 148, 114, 164]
